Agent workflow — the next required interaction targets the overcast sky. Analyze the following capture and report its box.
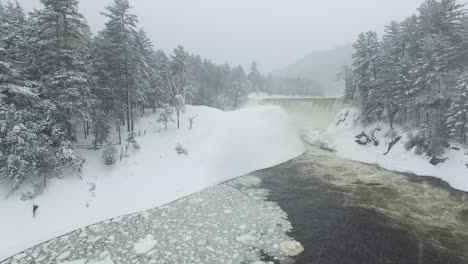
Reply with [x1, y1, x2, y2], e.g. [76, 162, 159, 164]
[16, 0, 426, 73]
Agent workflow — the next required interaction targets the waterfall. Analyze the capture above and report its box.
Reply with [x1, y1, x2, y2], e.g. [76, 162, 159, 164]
[260, 97, 343, 133]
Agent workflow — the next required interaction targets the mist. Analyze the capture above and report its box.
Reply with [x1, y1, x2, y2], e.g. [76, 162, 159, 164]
[16, 0, 426, 73]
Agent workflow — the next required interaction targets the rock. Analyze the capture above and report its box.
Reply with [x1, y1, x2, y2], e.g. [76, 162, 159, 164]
[384, 136, 401, 155]
[430, 156, 448, 166]
[355, 132, 371, 146]
[319, 145, 336, 152]
[335, 109, 349, 126]
[279, 241, 304, 257]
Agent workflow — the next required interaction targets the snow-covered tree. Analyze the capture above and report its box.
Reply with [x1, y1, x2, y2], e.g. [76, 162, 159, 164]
[170, 46, 190, 129]
[29, 0, 93, 141]
[446, 72, 468, 144]
[102, 142, 117, 165]
[99, 0, 139, 132]
[157, 104, 175, 130]
[248, 62, 263, 93]
[352, 31, 384, 123]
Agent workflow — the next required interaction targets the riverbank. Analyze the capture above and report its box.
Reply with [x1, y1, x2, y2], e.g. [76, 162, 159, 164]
[0, 105, 304, 261]
[309, 108, 468, 193]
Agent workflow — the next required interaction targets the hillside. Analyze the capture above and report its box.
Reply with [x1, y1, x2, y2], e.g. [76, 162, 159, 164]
[273, 45, 353, 96]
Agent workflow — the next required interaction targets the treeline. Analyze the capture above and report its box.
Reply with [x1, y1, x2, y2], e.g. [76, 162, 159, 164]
[344, 0, 468, 156]
[0, 0, 262, 189]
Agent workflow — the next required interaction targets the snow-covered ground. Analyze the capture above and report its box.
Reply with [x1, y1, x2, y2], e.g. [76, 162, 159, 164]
[309, 108, 468, 192]
[1, 175, 302, 264]
[0, 105, 304, 261]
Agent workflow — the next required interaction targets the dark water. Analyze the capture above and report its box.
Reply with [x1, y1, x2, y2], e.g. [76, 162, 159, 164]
[256, 98, 468, 264]
[254, 146, 468, 264]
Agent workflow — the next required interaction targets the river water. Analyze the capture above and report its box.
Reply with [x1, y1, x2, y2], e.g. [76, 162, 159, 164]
[256, 98, 468, 264]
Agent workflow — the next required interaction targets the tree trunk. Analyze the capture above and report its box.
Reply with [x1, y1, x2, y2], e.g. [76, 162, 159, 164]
[43, 173, 47, 189]
[83, 121, 87, 140]
[122, 14, 131, 132]
[177, 109, 180, 129]
[130, 90, 135, 132]
[404, 106, 407, 124]
[462, 125, 466, 145]
[417, 110, 421, 126]
[117, 118, 122, 145]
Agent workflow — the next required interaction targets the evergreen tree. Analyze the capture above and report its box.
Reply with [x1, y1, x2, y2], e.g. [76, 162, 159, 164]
[352, 31, 384, 122]
[248, 62, 262, 93]
[30, 0, 93, 140]
[157, 103, 175, 130]
[170, 46, 189, 129]
[100, 0, 139, 132]
[446, 72, 468, 144]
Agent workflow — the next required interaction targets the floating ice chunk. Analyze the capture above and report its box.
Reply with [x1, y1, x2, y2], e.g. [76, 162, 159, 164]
[13, 253, 26, 260]
[58, 260, 87, 264]
[88, 258, 115, 264]
[279, 241, 304, 256]
[57, 251, 71, 260]
[234, 176, 262, 187]
[133, 235, 158, 255]
[236, 234, 258, 245]
[87, 236, 102, 243]
[188, 198, 205, 205]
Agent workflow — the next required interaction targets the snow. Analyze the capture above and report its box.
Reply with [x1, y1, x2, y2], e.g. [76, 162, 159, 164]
[312, 107, 468, 192]
[3, 175, 300, 264]
[0, 105, 304, 261]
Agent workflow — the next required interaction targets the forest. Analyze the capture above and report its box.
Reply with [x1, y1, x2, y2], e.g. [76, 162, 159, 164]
[344, 0, 468, 156]
[0, 0, 271, 189]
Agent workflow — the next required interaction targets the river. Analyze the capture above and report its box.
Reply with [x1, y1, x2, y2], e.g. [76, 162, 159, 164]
[255, 97, 468, 264]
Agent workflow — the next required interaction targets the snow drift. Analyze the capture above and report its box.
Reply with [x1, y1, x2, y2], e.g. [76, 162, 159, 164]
[0, 105, 304, 261]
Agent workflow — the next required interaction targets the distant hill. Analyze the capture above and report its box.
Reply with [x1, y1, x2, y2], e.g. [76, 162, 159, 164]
[273, 45, 353, 97]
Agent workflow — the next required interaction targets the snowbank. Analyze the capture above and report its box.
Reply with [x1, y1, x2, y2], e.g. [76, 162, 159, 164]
[311, 108, 468, 192]
[0, 105, 304, 261]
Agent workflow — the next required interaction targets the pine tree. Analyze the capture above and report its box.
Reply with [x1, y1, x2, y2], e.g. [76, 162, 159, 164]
[446, 72, 468, 144]
[229, 65, 249, 109]
[170, 46, 189, 129]
[30, 0, 93, 141]
[248, 62, 262, 93]
[352, 31, 384, 123]
[100, 0, 139, 132]
[157, 103, 175, 130]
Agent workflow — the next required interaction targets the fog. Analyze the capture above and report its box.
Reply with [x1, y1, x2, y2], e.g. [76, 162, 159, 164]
[16, 0, 425, 73]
